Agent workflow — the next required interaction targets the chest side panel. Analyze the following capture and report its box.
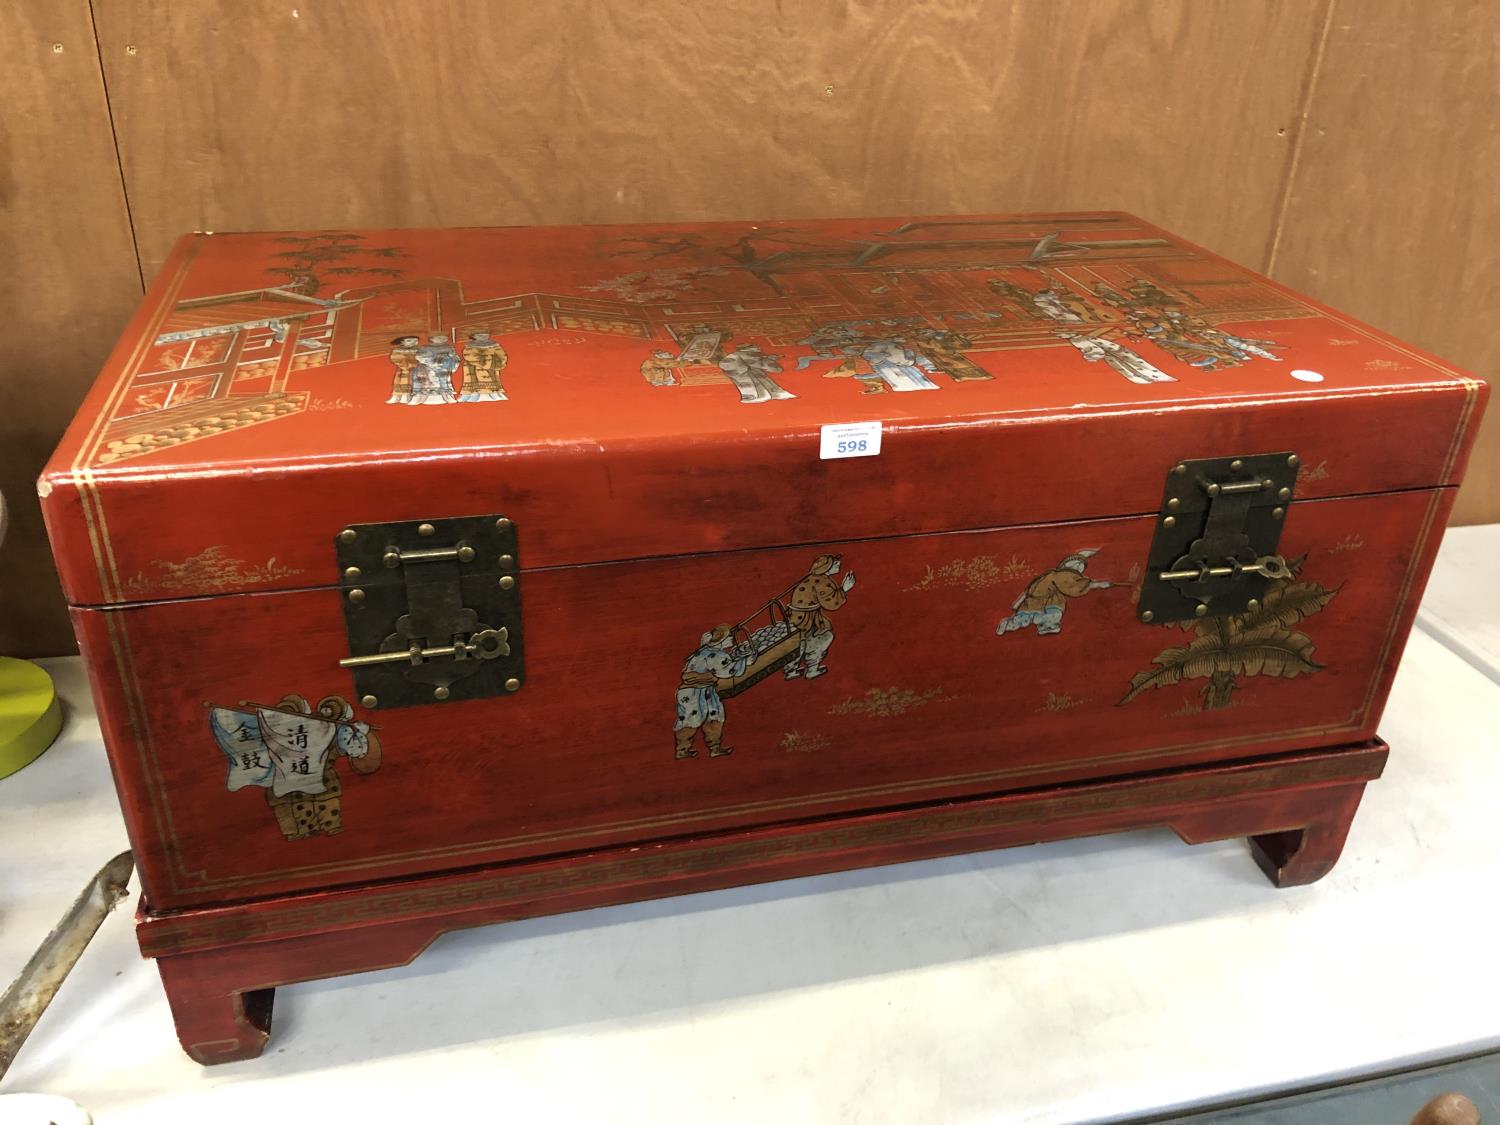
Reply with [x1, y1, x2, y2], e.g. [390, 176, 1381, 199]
[74, 485, 1451, 910]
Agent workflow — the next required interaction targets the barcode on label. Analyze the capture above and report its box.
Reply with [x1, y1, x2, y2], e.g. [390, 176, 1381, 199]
[819, 421, 882, 460]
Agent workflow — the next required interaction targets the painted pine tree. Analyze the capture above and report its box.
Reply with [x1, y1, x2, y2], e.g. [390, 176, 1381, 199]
[266, 233, 406, 296]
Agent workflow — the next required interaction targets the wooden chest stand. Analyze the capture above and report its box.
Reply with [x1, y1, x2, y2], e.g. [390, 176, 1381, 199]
[41, 213, 1486, 1063]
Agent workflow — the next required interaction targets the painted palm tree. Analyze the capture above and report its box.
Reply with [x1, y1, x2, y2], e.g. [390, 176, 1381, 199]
[1119, 576, 1339, 711]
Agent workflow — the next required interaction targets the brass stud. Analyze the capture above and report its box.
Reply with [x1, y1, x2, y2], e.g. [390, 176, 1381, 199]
[1167, 498, 1180, 511]
[1287, 454, 1300, 468]
[499, 575, 515, 590]
[498, 553, 514, 567]
[344, 566, 362, 581]
[1206, 483, 1221, 498]
[347, 588, 366, 603]
[1194, 603, 1208, 617]
[1230, 459, 1244, 472]
[360, 694, 378, 708]
[1246, 599, 1261, 612]
[1162, 515, 1176, 528]
[495, 517, 512, 530]
[339, 528, 357, 543]
[383, 548, 401, 568]
[1173, 463, 1187, 475]
[505, 677, 520, 692]
[433, 685, 450, 700]
[1140, 610, 1154, 623]
[1277, 487, 1291, 501]
[418, 522, 436, 537]
[457, 545, 476, 562]
[1273, 506, 1285, 520]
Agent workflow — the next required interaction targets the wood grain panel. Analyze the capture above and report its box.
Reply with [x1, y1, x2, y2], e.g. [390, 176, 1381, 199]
[0, 2, 142, 656]
[92, 0, 1325, 278]
[1272, 0, 1499, 524]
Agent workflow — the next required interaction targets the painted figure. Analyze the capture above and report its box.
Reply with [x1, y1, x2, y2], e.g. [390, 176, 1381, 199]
[863, 338, 939, 392]
[641, 349, 683, 386]
[718, 343, 795, 403]
[822, 351, 885, 394]
[675, 624, 748, 759]
[1092, 282, 1129, 309]
[997, 549, 1114, 636]
[1215, 330, 1281, 362]
[987, 277, 1091, 324]
[918, 329, 993, 382]
[409, 334, 460, 404]
[785, 554, 857, 679]
[459, 331, 508, 401]
[209, 693, 382, 840]
[670, 553, 864, 760]
[1128, 309, 1273, 370]
[1127, 278, 1182, 307]
[796, 323, 865, 369]
[1153, 310, 1237, 367]
[386, 335, 421, 404]
[1031, 285, 1089, 324]
[1128, 311, 1222, 368]
[1164, 310, 1281, 363]
[1062, 331, 1176, 384]
[987, 277, 1036, 309]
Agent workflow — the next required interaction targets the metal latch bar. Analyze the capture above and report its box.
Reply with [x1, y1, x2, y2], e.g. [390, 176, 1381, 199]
[339, 627, 510, 669]
[383, 544, 476, 567]
[1157, 555, 1292, 583]
[1207, 479, 1271, 496]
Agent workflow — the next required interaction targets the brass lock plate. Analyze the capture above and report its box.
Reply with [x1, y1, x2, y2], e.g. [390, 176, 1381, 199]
[335, 515, 523, 709]
[1138, 452, 1300, 625]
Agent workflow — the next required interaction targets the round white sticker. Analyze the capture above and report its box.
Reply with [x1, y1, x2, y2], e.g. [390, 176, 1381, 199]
[1290, 369, 1325, 383]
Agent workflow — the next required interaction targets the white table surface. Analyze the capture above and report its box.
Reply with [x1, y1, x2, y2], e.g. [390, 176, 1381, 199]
[2, 524, 1498, 1125]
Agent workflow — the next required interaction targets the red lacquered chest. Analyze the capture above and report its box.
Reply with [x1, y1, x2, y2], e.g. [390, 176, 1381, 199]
[40, 212, 1487, 1062]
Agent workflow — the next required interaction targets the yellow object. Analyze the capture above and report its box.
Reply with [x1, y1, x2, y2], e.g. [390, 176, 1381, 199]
[0, 657, 63, 780]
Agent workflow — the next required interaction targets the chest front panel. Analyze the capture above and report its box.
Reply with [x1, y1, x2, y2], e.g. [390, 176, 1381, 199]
[76, 485, 1449, 909]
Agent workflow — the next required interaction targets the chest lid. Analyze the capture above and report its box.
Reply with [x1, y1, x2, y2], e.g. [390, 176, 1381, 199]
[41, 212, 1486, 608]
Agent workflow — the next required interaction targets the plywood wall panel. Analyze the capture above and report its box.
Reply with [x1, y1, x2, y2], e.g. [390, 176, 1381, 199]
[0, 2, 143, 657]
[1272, 0, 1499, 524]
[92, 0, 1325, 278]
